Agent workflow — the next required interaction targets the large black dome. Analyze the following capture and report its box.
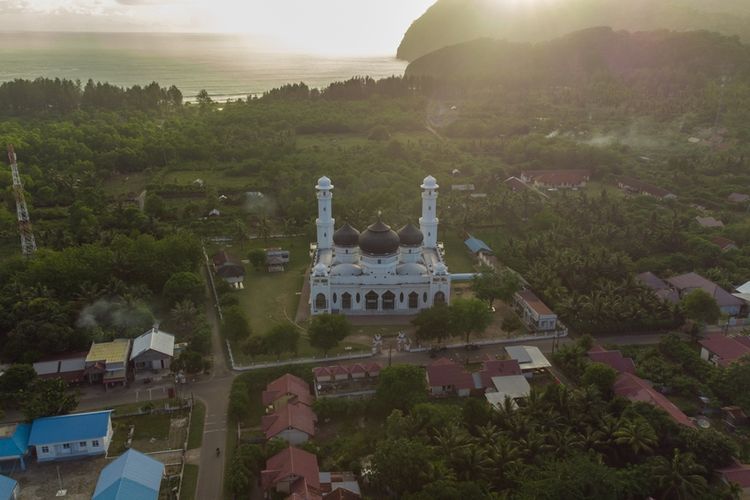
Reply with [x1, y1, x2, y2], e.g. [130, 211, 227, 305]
[333, 223, 360, 247]
[359, 220, 400, 255]
[397, 223, 424, 247]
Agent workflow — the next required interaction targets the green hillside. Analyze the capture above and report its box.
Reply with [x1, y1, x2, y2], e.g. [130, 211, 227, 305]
[397, 0, 750, 61]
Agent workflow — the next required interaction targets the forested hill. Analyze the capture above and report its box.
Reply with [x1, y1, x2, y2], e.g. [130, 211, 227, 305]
[405, 28, 750, 85]
[397, 0, 750, 61]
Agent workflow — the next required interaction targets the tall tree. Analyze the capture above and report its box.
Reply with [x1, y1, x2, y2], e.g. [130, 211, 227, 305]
[450, 298, 493, 345]
[307, 314, 350, 356]
[472, 267, 522, 308]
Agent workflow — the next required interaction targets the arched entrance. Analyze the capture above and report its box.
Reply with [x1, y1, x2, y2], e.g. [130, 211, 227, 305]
[342, 292, 352, 310]
[315, 293, 327, 311]
[365, 291, 379, 311]
[409, 292, 419, 309]
[434, 291, 446, 306]
[382, 291, 395, 310]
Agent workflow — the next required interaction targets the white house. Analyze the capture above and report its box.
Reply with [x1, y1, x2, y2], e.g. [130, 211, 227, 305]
[485, 375, 531, 410]
[130, 327, 175, 373]
[505, 346, 552, 378]
[515, 289, 558, 332]
[309, 176, 451, 316]
[28, 411, 113, 462]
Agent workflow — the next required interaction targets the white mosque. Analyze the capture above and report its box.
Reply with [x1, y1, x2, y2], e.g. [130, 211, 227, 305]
[309, 175, 451, 316]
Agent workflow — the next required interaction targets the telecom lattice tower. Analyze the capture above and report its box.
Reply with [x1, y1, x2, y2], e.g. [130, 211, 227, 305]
[7, 144, 37, 257]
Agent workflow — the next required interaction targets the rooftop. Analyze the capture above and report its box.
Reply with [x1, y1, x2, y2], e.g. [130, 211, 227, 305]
[515, 289, 555, 316]
[130, 328, 175, 360]
[614, 373, 694, 428]
[262, 403, 317, 440]
[261, 447, 321, 491]
[505, 345, 552, 370]
[0, 423, 31, 459]
[667, 272, 743, 309]
[28, 410, 112, 446]
[426, 358, 475, 391]
[464, 234, 493, 255]
[93, 448, 164, 500]
[86, 340, 131, 365]
[695, 216, 724, 228]
[719, 463, 750, 488]
[0, 475, 17, 499]
[262, 373, 313, 407]
[588, 347, 637, 375]
[699, 333, 750, 366]
[477, 358, 522, 389]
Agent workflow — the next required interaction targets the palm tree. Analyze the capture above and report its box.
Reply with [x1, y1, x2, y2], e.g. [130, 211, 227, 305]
[486, 438, 523, 490]
[171, 299, 199, 335]
[614, 418, 658, 456]
[233, 218, 249, 248]
[653, 449, 708, 500]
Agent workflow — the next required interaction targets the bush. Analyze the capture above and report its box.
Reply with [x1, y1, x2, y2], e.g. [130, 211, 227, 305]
[163, 271, 204, 306]
[223, 306, 251, 341]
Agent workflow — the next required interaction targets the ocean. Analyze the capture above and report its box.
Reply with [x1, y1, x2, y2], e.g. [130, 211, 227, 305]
[0, 32, 408, 101]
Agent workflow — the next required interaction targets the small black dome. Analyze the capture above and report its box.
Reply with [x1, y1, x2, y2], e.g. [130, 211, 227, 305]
[333, 223, 360, 247]
[359, 220, 400, 255]
[397, 223, 424, 247]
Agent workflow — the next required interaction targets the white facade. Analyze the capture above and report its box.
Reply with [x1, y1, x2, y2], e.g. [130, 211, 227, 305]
[34, 420, 112, 462]
[310, 176, 451, 316]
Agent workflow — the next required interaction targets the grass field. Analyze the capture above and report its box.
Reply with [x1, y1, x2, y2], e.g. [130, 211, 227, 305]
[441, 230, 478, 273]
[110, 412, 176, 454]
[179, 464, 199, 500]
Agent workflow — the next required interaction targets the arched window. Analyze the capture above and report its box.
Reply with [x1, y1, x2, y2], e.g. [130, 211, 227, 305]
[399, 292, 404, 303]
[365, 291, 379, 310]
[382, 291, 395, 310]
[332, 293, 337, 304]
[315, 293, 327, 310]
[434, 291, 446, 306]
[356, 293, 361, 303]
[409, 292, 419, 309]
[342, 293, 352, 310]
[423, 292, 428, 303]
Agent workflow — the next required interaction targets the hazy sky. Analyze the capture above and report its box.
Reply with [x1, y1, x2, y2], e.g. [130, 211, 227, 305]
[1, 0, 436, 54]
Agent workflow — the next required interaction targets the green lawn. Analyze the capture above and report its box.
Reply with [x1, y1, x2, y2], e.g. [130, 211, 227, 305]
[187, 401, 206, 450]
[230, 236, 309, 334]
[110, 412, 174, 455]
[441, 230, 477, 273]
[179, 464, 199, 500]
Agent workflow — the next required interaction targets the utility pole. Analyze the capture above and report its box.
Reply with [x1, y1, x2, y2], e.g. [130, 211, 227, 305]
[7, 144, 37, 257]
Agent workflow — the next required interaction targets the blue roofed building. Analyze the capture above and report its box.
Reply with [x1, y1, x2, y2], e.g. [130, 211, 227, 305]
[28, 410, 113, 462]
[464, 234, 497, 269]
[0, 423, 30, 471]
[0, 474, 18, 500]
[93, 449, 164, 500]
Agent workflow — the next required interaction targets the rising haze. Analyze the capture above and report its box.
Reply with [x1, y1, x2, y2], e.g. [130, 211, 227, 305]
[2, 0, 435, 55]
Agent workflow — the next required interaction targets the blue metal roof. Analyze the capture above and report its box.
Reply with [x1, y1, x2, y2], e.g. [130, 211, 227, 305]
[93, 449, 164, 500]
[28, 411, 112, 446]
[464, 235, 493, 255]
[0, 423, 30, 458]
[0, 475, 17, 500]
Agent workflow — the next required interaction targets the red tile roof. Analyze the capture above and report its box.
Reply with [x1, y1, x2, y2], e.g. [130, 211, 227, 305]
[699, 333, 750, 366]
[588, 348, 636, 375]
[262, 374, 313, 407]
[522, 169, 590, 187]
[325, 365, 349, 376]
[613, 372, 695, 428]
[427, 358, 475, 391]
[516, 289, 554, 316]
[324, 489, 361, 499]
[364, 363, 382, 375]
[313, 367, 331, 379]
[504, 176, 527, 192]
[262, 403, 317, 440]
[711, 236, 737, 251]
[347, 364, 366, 374]
[616, 176, 673, 198]
[261, 447, 321, 491]
[478, 359, 522, 389]
[720, 462, 750, 488]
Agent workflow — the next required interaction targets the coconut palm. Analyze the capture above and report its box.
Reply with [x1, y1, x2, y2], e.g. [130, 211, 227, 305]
[171, 299, 199, 335]
[653, 449, 708, 500]
[614, 418, 658, 456]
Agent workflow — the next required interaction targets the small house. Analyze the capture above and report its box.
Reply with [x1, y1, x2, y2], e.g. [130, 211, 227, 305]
[613, 373, 694, 428]
[313, 366, 333, 384]
[327, 365, 349, 382]
[699, 333, 750, 367]
[0, 423, 30, 471]
[667, 272, 743, 317]
[211, 251, 245, 287]
[719, 463, 750, 498]
[262, 403, 317, 445]
[636, 271, 680, 304]
[208, 208, 220, 217]
[348, 364, 366, 380]
[85, 340, 131, 388]
[520, 169, 590, 189]
[485, 375, 531, 410]
[0, 475, 18, 500]
[262, 374, 313, 409]
[33, 352, 88, 384]
[426, 358, 474, 397]
[505, 345, 551, 378]
[588, 346, 636, 374]
[695, 216, 724, 228]
[364, 363, 381, 378]
[266, 248, 290, 273]
[130, 327, 175, 373]
[93, 448, 164, 500]
[728, 193, 750, 204]
[28, 410, 113, 462]
[477, 358, 522, 390]
[616, 177, 675, 200]
[514, 289, 558, 332]
[711, 236, 738, 253]
[261, 447, 321, 496]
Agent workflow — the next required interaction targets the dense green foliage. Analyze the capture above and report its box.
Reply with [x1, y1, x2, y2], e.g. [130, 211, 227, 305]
[398, 0, 750, 61]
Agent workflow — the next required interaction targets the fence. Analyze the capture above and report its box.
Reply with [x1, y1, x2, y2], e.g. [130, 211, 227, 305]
[227, 339, 374, 371]
[407, 330, 569, 353]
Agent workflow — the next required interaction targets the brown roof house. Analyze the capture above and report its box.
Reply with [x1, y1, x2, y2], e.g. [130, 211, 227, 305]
[520, 169, 590, 189]
[262, 403, 317, 445]
[667, 272, 743, 317]
[262, 374, 314, 409]
[614, 372, 695, 428]
[211, 251, 245, 287]
[616, 177, 675, 200]
[588, 346, 637, 375]
[262, 447, 321, 498]
[699, 333, 750, 367]
[711, 236, 738, 253]
[636, 271, 680, 304]
[426, 358, 475, 397]
[718, 462, 750, 498]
